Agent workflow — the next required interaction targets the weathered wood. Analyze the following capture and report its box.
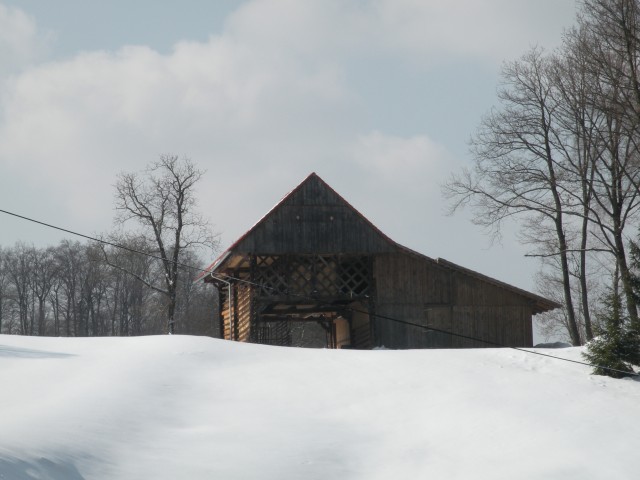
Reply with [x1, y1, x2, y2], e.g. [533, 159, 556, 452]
[372, 253, 536, 348]
[205, 173, 557, 349]
[236, 283, 252, 342]
[232, 175, 399, 254]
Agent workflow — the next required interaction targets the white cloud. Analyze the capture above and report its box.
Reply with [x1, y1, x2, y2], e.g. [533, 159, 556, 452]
[0, 20, 355, 238]
[0, 0, 574, 291]
[0, 3, 48, 77]
[350, 131, 453, 195]
[370, 0, 574, 63]
[224, 0, 574, 67]
[339, 131, 459, 254]
[353, 131, 449, 173]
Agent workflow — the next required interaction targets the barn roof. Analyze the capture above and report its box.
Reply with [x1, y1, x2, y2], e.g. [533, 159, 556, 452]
[199, 172, 559, 314]
[197, 172, 400, 278]
[433, 258, 560, 314]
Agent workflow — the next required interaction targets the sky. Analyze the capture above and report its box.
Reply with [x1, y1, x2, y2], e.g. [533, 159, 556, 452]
[0, 0, 578, 297]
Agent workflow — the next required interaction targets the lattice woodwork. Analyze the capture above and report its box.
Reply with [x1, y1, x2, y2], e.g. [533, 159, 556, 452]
[252, 254, 369, 298]
[254, 255, 289, 295]
[338, 257, 369, 296]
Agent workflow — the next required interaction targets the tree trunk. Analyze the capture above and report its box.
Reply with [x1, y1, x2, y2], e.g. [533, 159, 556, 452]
[614, 231, 639, 326]
[167, 285, 177, 334]
[38, 297, 45, 336]
[557, 224, 583, 345]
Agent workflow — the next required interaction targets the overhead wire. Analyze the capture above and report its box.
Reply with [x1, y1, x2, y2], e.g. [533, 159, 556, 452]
[0, 208, 207, 275]
[350, 308, 639, 377]
[1, 207, 638, 377]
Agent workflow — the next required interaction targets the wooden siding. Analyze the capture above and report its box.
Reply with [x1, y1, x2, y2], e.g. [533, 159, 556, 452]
[221, 283, 253, 341]
[372, 253, 534, 348]
[233, 174, 398, 254]
[221, 289, 231, 340]
[374, 253, 452, 305]
[452, 271, 536, 308]
[350, 301, 372, 349]
[236, 283, 252, 342]
[219, 247, 535, 349]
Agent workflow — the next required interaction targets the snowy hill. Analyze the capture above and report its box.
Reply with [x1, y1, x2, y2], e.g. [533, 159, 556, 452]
[0, 335, 638, 480]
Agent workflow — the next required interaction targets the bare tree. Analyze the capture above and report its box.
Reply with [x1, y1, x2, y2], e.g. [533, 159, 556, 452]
[0, 237, 218, 338]
[172, 249, 219, 336]
[445, 0, 640, 343]
[576, 0, 640, 325]
[444, 48, 584, 345]
[29, 246, 57, 336]
[4, 243, 35, 335]
[102, 237, 154, 336]
[0, 247, 7, 334]
[547, 26, 606, 341]
[582, 0, 640, 121]
[55, 240, 84, 336]
[108, 155, 218, 334]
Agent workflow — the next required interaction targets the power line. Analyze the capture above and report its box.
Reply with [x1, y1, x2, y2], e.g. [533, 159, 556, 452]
[209, 272, 638, 376]
[353, 308, 639, 377]
[1, 207, 637, 377]
[0, 208, 208, 275]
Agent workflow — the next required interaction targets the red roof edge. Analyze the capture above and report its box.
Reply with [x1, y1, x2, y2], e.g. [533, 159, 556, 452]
[195, 172, 402, 282]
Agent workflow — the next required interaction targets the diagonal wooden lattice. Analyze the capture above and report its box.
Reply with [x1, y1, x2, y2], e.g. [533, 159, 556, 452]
[288, 257, 314, 295]
[314, 256, 339, 294]
[337, 257, 369, 296]
[288, 256, 338, 296]
[255, 255, 289, 295]
[253, 254, 369, 298]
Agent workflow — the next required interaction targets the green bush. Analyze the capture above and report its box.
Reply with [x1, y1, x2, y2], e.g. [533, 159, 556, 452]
[582, 291, 640, 379]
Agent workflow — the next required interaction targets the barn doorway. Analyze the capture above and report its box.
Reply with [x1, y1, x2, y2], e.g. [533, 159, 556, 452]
[254, 310, 353, 349]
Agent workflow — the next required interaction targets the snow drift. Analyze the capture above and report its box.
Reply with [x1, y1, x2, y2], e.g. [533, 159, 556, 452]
[0, 334, 638, 479]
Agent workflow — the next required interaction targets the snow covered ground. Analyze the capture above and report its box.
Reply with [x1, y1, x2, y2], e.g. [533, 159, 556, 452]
[0, 334, 638, 480]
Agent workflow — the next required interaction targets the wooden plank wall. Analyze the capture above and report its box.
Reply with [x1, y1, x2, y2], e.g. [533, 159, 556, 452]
[233, 175, 398, 255]
[450, 306, 531, 348]
[236, 283, 252, 342]
[220, 289, 231, 340]
[374, 253, 452, 305]
[220, 283, 253, 341]
[350, 301, 372, 349]
[373, 253, 534, 348]
[373, 253, 450, 348]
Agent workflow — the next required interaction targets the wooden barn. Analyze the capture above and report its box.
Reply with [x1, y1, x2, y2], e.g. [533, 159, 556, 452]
[201, 173, 558, 349]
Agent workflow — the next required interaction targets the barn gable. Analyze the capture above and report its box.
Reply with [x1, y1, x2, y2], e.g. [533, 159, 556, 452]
[230, 172, 398, 255]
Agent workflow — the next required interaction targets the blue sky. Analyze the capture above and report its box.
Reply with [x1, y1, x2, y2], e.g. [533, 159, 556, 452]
[0, 0, 577, 303]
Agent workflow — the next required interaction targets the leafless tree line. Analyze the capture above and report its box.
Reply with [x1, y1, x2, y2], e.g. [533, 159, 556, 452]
[0, 240, 218, 337]
[0, 155, 220, 338]
[444, 0, 640, 345]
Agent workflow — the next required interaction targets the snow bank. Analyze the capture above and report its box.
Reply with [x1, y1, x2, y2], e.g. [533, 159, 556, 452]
[0, 335, 638, 479]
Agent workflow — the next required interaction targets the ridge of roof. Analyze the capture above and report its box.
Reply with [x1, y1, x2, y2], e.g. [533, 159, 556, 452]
[196, 172, 398, 281]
